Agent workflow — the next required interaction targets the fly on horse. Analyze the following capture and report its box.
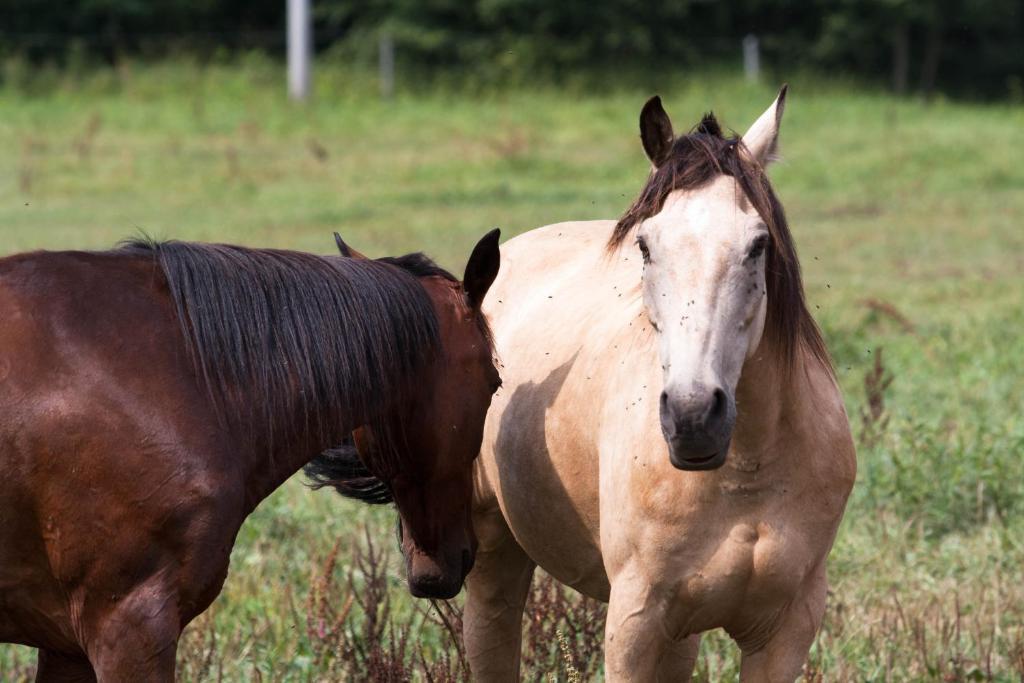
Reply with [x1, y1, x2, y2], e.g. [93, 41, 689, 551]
[464, 89, 857, 681]
[0, 230, 500, 681]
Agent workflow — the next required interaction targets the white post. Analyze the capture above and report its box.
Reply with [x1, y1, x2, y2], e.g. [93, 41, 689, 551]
[743, 34, 760, 83]
[379, 34, 395, 98]
[287, 0, 312, 101]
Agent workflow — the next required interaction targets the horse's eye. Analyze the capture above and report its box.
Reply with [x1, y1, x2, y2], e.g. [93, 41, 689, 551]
[637, 237, 651, 263]
[490, 378, 503, 393]
[746, 235, 769, 261]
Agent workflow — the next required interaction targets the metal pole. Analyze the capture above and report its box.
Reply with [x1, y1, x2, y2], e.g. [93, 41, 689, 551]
[379, 34, 395, 98]
[287, 0, 312, 101]
[743, 34, 760, 83]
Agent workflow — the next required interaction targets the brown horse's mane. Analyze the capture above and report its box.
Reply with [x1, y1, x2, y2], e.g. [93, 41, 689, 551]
[608, 113, 831, 372]
[123, 238, 457, 476]
[304, 252, 496, 506]
[379, 252, 495, 351]
[305, 437, 393, 504]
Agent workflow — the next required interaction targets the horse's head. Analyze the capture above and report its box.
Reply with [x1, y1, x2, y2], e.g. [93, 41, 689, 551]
[326, 230, 501, 598]
[391, 231, 500, 598]
[616, 88, 795, 471]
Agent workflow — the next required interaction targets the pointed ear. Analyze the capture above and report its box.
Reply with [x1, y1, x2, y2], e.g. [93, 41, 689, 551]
[742, 84, 788, 166]
[640, 96, 675, 168]
[463, 228, 501, 310]
[333, 232, 367, 259]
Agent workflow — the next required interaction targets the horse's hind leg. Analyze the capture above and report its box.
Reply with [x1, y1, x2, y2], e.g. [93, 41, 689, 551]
[35, 650, 96, 683]
[464, 506, 536, 682]
[738, 564, 827, 683]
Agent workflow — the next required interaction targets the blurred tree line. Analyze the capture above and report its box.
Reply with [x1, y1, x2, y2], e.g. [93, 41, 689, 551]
[1, 0, 1021, 98]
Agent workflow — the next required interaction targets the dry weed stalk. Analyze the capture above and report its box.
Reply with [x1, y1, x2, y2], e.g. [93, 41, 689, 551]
[0, 655, 37, 683]
[809, 577, 1024, 681]
[860, 298, 915, 334]
[860, 346, 894, 448]
[73, 113, 103, 162]
[177, 611, 222, 682]
[304, 527, 425, 681]
[523, 573, 605, 681]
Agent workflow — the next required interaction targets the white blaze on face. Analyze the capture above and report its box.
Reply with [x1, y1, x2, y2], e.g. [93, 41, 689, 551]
[638, 176, 769, 406]
[631, 87, 787, 468]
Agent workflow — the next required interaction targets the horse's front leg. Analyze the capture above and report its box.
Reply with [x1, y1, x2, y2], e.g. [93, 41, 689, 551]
[463, 505, 536, 683]
[737, 563, 828, 683]
[604, 571, 699, 682]
[83, 574, 181, 683]
[35, 649, 96, 683]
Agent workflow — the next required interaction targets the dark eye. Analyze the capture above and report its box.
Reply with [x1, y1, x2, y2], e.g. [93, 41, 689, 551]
[746, 235, 769, 261]
[637, 237, 651, 263]
[490, 377, 503, 393]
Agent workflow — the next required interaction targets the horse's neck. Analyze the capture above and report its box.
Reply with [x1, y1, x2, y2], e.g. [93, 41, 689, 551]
[234, 363, 404, 513]
[729, 339, 830, 471]
[237, 409, 370, 513]
[236, 438, 321, 513]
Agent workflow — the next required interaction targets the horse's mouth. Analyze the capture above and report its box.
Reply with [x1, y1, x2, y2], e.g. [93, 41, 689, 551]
[667, 440, 729, 471]
[408, 574, 463, 599]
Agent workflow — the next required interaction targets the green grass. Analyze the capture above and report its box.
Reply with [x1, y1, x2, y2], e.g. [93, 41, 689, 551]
[1, 57, 1023, 680]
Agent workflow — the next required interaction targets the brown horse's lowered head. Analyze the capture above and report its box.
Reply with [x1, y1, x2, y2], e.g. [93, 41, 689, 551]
[308, 230, 501, 599]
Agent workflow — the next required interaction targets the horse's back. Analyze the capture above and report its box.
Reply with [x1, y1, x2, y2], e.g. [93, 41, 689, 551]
[0, 249, 163, 342]
[0, 247, 229, 492]
[493, 220, 615, 291]
[485, 219, 631, 351]
[0, 250, 198, 451]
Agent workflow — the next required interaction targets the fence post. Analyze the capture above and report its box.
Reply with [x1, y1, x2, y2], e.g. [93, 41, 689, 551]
[379, 34, 395, 99]
[743, 34, 760, 83]
[287, 0, 312, 101]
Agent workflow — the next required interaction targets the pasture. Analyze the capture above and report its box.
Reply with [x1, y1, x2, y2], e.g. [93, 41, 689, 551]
[1, 58, 1022, 680]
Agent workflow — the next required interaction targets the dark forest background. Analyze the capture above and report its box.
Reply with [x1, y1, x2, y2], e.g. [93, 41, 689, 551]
[1, 0, 1022, 98]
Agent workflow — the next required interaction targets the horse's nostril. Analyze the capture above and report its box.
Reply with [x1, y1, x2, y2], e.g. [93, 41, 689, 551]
[709, 387, 727, 421]
[660, 391, 669, 410]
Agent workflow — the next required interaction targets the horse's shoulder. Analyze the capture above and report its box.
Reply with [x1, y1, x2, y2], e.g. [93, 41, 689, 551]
[796, 361, 857, 491]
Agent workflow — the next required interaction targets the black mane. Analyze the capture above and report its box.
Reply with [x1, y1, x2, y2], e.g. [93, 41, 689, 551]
[303, 251, 487, 505]
[124, 238, 443, 472]
[304, 436, 394, 504]
[377, 252, 457, 281]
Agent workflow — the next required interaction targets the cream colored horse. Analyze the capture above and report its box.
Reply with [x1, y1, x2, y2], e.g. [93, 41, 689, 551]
[466, 88, 857, 682]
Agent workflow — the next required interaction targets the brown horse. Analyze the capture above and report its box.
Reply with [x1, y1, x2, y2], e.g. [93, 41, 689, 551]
[0, 230, 501, 681]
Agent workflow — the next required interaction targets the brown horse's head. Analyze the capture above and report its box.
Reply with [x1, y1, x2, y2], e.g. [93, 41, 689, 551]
[309, 230, 501, 598]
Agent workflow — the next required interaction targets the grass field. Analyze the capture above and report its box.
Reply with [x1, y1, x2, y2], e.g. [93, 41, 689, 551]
[1, 57, 1023, 681]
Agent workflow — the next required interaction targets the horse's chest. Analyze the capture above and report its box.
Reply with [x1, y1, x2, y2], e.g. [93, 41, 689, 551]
[663, 520, 811, 636]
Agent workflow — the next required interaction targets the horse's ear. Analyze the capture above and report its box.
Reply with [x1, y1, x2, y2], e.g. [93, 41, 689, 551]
[334, 232, 367, 259]
[640, 95, 675, 168]
[742, 84, 788, 166]
[463, 228, 501, 310]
